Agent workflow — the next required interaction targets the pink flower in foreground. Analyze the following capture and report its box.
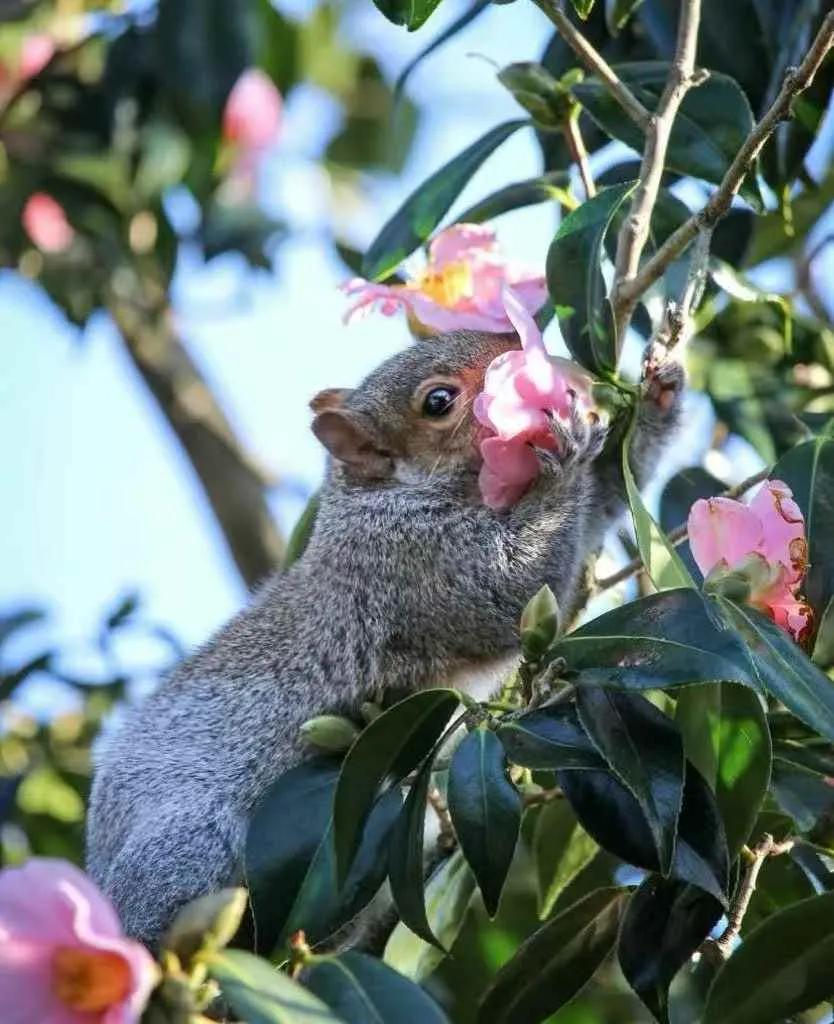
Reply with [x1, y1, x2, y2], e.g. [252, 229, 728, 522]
[19, 34, 55, 79]
[342, 224, 548, 334]
[0, 858, 158, 1024]
[222, 68, 282, 151]
[474, 289, 590, 509]
[688, 479, 813, 643]
[22, 193, 74, 253]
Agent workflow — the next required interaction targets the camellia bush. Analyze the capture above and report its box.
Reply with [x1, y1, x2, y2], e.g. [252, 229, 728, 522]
[4, 0, 834, 1023]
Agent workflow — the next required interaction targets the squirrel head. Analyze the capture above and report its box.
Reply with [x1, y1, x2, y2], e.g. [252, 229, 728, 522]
[310, 331, 518, 485]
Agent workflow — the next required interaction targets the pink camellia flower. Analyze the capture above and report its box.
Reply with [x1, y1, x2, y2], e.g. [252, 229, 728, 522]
[222, 68, 283, 151]
[22, 193, 75, 253]
[474, 289, 590, 509]
[0, 858, 158, 1024]
[19, 34, 55, 79]
[688, 479, 813, 643]
[342, 224, 548, 335]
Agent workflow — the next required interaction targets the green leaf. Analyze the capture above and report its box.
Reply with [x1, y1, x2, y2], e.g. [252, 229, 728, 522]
[285, 493, 320, 568]
[548, 589, 755, 690]
[576, 688, 685, 874]
[546, 182, 636, 373]
[333, 689, 461, 883]
[453, 171, 574, 225]
[532, 798, 598, 918]
[570, 0, 595, 17]
[623, 415, 697, 591]
[573, 63, 758, 205]
[384, 851, 476, 981]
[744, 851, 816, 935]
[370, 0, 445, 31]
[606, 0, 644, 33]
[447, 727, 521, 917]
[497, 704, 605, 770]
[618, 876, 723, 1024]
[208, 950, 343, 1024]
[387, 752, 442, 947]
[301, 950, 450, 1024]
[703, 891, 834, 1024]
[362, 120, 528, 281]
[770, 760, 834, 839]
[676, 683, 771, 858]
[477, 887, 627, 1024]
[771, 436, 834, 625]
[717, 599, 834, 744]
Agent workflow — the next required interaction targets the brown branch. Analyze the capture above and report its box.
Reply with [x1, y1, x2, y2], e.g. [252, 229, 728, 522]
[611, 0, 703, 344]
[619, 10, 834, 308]
[595, 466, 771, 591]
[532, 0, 651, 130]
[428, 786, 457, 853]
[108, 277, 285, 589]
[563, 115, 596, 199]
[702, 834, 795, 964]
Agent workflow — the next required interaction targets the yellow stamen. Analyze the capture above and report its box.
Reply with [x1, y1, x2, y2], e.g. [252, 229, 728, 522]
[412, 261, 472, 308]
[53, 946, 131, 1012]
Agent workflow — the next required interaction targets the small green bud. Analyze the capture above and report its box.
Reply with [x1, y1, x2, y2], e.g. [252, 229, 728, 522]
[497, 62, 577, 128]
[520, 584, 560, 659]
[299, 714, 360, 753]
[163, 887, 247, 964]
[360, 701, 383, 724]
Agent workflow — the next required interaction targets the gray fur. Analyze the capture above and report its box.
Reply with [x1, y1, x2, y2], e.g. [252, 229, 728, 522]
[86, 331, 682, 946]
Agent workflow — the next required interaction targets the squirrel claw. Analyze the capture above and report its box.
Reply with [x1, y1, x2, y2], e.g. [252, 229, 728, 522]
[539, 404, 607, 472]
[642, 341, 685, 414]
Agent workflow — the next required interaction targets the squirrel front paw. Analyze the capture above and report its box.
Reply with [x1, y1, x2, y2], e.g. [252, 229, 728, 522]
[641, 341, 685, 416]
[535, 394, 608, 474]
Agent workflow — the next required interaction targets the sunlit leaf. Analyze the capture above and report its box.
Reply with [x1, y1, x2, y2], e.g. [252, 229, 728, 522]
[532, 798, 598, 918]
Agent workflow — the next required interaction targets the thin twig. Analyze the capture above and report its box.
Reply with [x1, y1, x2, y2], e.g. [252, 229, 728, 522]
[522, 785, 563, 808]
[563, 115, 596, 198]
[532, 0, 651, 130]
[702, 834, 795, 964]
[619, 11, 834, 308]
[611, 0, 704, 346]
[594, 466, 771, 591]
[428, 786, 457, 853]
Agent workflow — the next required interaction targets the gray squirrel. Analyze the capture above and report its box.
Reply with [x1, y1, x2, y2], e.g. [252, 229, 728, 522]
[86, 328, 683, 947]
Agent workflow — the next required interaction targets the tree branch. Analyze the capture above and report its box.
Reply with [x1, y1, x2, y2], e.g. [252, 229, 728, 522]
[618, 10, 834, 309]
[611, 0, 703, 344]
[594, 466, 770, 591]
[563, 115, 596, 198]
[533, 0, 651, 130]
[108, 275, 285, 590]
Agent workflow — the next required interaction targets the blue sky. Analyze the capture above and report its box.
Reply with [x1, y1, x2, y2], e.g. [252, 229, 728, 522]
[1, 0, 819, 709]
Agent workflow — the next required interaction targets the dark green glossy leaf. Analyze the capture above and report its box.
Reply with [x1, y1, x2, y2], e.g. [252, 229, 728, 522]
[497, 704, 605, 770]
[704, 891, 834, 1024]
[384, 851, 476, 981]
[570, 0, 595, 17]
[548, 589, 755, 689]
[447, 727, 521, 917]
[370, 0, 444, 30]
[387, 752, 441, 947]
[676, 683, 771, 858]
[718, 599, 834, 744]
[618, 875, 723, 1024]
[573, 62, 758, 205]
[577, 688, 684, 874]
[546, 182, 636, 373]
[208, 950, 342, 1024]
[606, 0, 644, 32]
[771, 437, 834, 625]
[454, 171, 573, 225]
[477, 887, 627, 1024]
[532, 797, 598, 918]
[660, 467, 726, 580]
[302, 950, 449, 1024]
[333, 689, 461, 883]
[744, 851, 816, 935]
[284, 493, 320, 568]
[770, 759, 834, 840]
[362, 120, 528, 281]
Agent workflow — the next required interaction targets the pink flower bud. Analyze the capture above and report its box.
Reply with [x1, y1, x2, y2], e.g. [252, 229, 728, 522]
[222, 68, 282, 151]
[22, 192, 75, 253]
[19, 34, 55, 79]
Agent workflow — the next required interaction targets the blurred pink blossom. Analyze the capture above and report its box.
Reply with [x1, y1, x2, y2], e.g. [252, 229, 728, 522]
[222, 68, 282, 151]
[474, 289, 590, 509]
[0, 858, 158, 1024]
[22, 193, 75, 253]
[19, 34, 55, 79]
[688, 479, 813, 643]
[342, 224, 548, 334]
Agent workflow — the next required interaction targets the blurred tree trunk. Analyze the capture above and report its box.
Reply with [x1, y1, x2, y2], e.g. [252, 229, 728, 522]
[108, 268, 284, 590]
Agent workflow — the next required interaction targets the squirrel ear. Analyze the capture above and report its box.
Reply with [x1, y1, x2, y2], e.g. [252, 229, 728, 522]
[310, 388, 353, 413]
[312, 409, 393, 479]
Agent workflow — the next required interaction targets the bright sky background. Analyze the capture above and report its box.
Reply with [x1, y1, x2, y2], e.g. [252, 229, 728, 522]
[3, 0, 821, 713]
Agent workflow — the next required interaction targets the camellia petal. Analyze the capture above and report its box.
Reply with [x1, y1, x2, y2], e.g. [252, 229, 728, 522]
[428, 223, 496, 268]
[747, 479, 807, 584]
[687, 497, 765, 578]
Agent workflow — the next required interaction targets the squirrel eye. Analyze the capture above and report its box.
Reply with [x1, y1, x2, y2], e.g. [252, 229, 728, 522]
[422, 386, 459, 418]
